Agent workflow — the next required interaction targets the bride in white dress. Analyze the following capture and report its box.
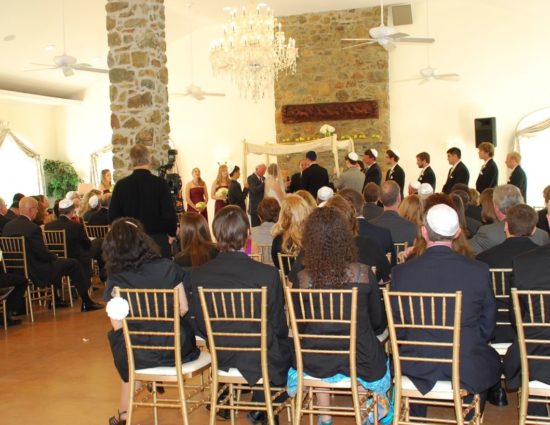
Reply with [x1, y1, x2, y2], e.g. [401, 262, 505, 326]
[264, 163, 286, 205]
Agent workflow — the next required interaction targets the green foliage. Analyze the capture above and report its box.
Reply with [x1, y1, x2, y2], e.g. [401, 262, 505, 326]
[43, 159, 82, 200]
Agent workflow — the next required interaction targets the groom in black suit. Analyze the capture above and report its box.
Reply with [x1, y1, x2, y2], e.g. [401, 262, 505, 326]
[442, 147, 470, 194]
[301, 150, 329, 198]
[247, 164, 266, 227]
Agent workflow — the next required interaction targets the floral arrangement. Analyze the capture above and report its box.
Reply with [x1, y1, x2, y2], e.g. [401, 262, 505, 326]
[320, 124, 336, 137]
[195, 201, 207, 209]
[215, 187, 228, 198]
[106, 297, 129, 320]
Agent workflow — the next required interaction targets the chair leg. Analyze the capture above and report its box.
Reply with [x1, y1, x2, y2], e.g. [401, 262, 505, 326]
[26, 289, 34, 323]
[50, 285, 56, 316]
[127, 379, 135, 425]
[229, 383, 235, 425]
[208, 375, 218, 425]
[152, 382, 159, 425]
[2, 300, 6, 330]
[179, 376, 189, 425]
[66, 277, 74, 307]
[309, 387, 314, 425]
[518, 388, 528, 425]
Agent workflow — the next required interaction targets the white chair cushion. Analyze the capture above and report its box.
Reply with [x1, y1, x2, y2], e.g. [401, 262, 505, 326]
[530, 380, 550, 390]
[490, 342, 511, 356]
[218, 368, 244, 378]
[401, 376, 453, 394]
[303, 375, 352, 388]
[136, 351, 211, 376]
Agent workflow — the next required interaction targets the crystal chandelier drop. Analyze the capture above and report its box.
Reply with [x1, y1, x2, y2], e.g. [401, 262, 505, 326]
[209, 2, 298, 102]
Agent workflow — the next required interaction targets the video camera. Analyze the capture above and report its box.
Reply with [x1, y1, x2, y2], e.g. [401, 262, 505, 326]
[157, 149, 184, 212]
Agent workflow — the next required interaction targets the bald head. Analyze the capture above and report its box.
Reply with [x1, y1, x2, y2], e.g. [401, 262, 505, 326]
[380, 181, 401, 209]
[0, 197, 7, 215]
[19, 196, 38, 220]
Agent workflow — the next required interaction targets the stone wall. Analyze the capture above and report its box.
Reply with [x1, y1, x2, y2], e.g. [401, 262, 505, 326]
[275, 7, 390, 178]
[106, 0, 170, 179]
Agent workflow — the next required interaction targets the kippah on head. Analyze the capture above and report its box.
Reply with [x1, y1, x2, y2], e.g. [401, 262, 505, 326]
[410, 180, 421, 190]
[317, 186, 334, 202]
[419, 183, 434, 196]
[426, 204, 459, 237]
[347, 152, 359, 162]
[59, 199, 73, 210]
[306, 151, 317, 161]
[88, 195, 99, 209]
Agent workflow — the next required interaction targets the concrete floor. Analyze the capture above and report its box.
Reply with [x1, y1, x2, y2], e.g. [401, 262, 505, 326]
[0, 297, 524, 425]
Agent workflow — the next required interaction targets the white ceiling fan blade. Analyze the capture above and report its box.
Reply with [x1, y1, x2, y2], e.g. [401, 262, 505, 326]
[434, 73, 460, 79]
[342, 41, 376, 49]
[341, 38, 375, 42]
[392, 77, 423, 83]
[397, 37, 435, 43]
[419, 78, 430, 85]
[387, 32, 409, 40]
[202, 92, 226, 97]
[73, 65, 109, 74]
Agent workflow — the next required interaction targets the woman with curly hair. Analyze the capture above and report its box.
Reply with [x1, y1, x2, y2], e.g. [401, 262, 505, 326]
[103, 218, 199, 425]
[287, 207, 392, 425]
[174, 212, 218, 268]
[270, 194, 313, 267]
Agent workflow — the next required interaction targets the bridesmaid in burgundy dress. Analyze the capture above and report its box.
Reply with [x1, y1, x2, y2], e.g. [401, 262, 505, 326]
[185, 167, 208, 221]
[211, 164, 230, 215]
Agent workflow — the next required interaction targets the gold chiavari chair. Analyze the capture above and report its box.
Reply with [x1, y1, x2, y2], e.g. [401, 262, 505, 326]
[248, 253, 262, 263]
[394, 242, 409, 265]
[277, 252, 297, 288]
[383, 289, 481, 425]
[84, 224, 110, 239]
[197, 287, 293, 425]
[0, 256, 12, 330]
[43, 229, 75, 307]
[116, 286, 211, 425]
[489, 268, 513, 356]
[285, 286, 382, 425]
[0, 236, 55, 322]
[255, 243, 273, 266]
[511, 289, 550, 425]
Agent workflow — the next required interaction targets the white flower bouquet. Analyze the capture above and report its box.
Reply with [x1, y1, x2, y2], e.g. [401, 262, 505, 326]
[320, 124, 335, 137]
[215, 187, 228, 198]
[106, 296, 129, 320]
[195, 201, 207, 209]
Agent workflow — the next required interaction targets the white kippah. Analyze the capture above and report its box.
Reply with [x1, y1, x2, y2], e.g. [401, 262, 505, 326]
[59, 199, 73, 209]
[347, 152, 359, 162]
[88, 195, 99, 209]
[418, 183, 434, 196]
[65, 191, 78, 200]
[410, 180, 421, 190]
[370, 148, 378, 158]
[392, 149, 401, 158]
[317, 186, 334, 202]
[426, 204, 459, 237]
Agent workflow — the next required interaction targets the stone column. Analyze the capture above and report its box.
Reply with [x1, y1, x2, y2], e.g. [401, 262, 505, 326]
[106, 0, 170, 179]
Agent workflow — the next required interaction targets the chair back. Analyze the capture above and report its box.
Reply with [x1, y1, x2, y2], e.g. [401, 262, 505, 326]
[85, 224, 110, 239]
[248, 253, 262, 263]
[277, 252, 297, 287]
[43, 230, 68, 259]
[0, 236, 29, 278]
[394, 242, 408, 264]
[489, 268, 513, 329]
[511, 288, 550, 424]
[256, 243, 273, 266]
[383, 290, 463, 408]
[115, 287, 182, 373]
[197, 287, 267, 380]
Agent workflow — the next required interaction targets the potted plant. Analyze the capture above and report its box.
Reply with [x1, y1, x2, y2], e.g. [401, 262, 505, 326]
[43, 159, 82, 200]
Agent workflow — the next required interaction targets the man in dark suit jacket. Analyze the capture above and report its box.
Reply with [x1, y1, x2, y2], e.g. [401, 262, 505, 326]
[442, 147, 470, 194]
[247, 164, 266, 227]
[3, 193, 24, 222]
[227, 166, 248, 211]
[392, 204, 501, 416]
[0, 196, 10, 234]
[476, 142, 499, 193]
[384, 149, 405, 198]
[109, 144, 177, 258]
[416, 152, 436, 190]
[505, 152, 527, 200]
[362, 182, 383, 221]
[476, 204, 539, 343]
[87, 193, 111, 226]
[287, 160, 305, 193]
[45, 199, 94, 283]
[363, 148, 382, 186]
[301, 150, 329, 198]
[187, 206, 291, 423]
[2, 197, 101, 311]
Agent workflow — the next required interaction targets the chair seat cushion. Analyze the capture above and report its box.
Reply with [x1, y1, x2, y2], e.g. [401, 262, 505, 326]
[530, 380, 550, 390]
[490, 342, 511, 356]
[136, 351, 211, 376]
[401, 376, 453, 394]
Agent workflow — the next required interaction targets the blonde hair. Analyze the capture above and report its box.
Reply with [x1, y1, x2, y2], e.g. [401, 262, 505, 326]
[79, 189, 102, 217]
[294, 190, 317, 209]
[271, 194, 313, 254]
[399, 195, 423, 226]
[215, 164, 229, 186]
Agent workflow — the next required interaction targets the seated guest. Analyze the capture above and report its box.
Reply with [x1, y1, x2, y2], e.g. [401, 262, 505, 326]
[476, 204, 539, 343]
[87, 193, 111, 225]
[470, 185, 549, 254]
[174, 213, 218, 269]
[0, 197, 11, 233]
[45, 199, 96, 285]
[339, 188, 396, 265]
[536, 185, 550, 234]
[371, 181, 417, 246]
[294, 189, 317, 210]
[103, 218, 199, 425]
[0, 268, 28, 326]
[250, 197, 280, 251]
[2, 197, 101, 312]
[362, 183, 383, 221]
[479, 188, 497, 225]
[392, 203, 501, 417]
[417, 183, 434, 204]
[503, 232, 550, 417]
[187, 206, 292, 425]
[4, 193, 24, 221]
[227, 165, 248, 211]
[316, 186, 334, 207]
[398, 194, 423, 227]
[80, 190, 102, 222]
[288, 206, 392, 425]
[33, 195, 52, 226]
[271, 194, 313, 267]
[452, 183, 482, 222]
[333, 152, 365, 194]
[451, 189, 481, 237]
[65, 191, 81, 214]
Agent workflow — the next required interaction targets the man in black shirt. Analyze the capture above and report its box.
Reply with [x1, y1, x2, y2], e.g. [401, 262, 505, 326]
[301, 150, 329, 198]
[109, 144, 177, 258]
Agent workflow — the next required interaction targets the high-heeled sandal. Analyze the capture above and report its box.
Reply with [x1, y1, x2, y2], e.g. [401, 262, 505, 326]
[318, 416, 333, 425]
[108, 410, 127, 425]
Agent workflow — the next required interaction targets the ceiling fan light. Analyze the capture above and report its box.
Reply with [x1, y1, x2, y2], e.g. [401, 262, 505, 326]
[62, 66, 74, 77]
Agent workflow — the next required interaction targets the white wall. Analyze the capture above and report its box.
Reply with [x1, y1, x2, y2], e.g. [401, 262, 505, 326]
[388, 0, 550, 197]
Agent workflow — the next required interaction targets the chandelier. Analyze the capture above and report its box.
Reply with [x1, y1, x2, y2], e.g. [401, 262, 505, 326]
[210, 2, 298, 102]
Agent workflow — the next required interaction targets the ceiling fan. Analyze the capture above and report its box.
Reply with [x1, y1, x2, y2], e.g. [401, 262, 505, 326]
[27, 0, 108, 77]
[171, 4, 225, 101]
[341, 0, 434, 51]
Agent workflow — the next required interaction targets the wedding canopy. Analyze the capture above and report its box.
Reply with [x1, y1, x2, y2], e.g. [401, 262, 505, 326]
[0, 125, 45, 195]
[242, 134, 355, 177]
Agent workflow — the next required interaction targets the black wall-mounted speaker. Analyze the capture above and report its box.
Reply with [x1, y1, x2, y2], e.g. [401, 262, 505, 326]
[475, 117, 496, 147]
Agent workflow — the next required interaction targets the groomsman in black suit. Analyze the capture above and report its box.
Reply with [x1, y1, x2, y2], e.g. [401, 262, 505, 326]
[301, 150, 329, 198]
[416, 151, 436, 190]
[247, 163, 266, 227]
[384, 149, 405, 197]
[505, 152, 527, 200]
[363, 148, 382, 186]
[476, 142, 499, 193]
[442, 147, 470, 194]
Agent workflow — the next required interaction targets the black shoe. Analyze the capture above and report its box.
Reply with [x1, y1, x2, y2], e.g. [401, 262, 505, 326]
[206, 403, 230, 420]
[246, 411, 279, 425]
[81, 302, 104, 312]
[51, 300, 69, 309]
[487, 385, 508, 407]
[6, 317, 22, 327]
